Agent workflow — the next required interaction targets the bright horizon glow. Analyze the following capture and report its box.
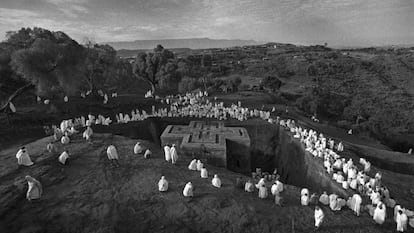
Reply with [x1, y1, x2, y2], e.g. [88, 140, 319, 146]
[0, 0, 413, 47]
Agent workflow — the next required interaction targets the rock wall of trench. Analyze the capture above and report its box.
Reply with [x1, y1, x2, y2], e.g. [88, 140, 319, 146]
[242, 121, 350, 197]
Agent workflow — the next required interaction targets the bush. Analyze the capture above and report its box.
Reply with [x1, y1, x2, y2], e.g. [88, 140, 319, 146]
[239, 84, 250, 91]
[178, 77, 201, 93]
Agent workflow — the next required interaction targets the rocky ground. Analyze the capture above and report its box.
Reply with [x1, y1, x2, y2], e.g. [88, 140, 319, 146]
[1, 132, 413, 233]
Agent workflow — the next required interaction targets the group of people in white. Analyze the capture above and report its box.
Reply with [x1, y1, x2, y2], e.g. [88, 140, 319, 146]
[282, 118, 413, 231]
[14, 89, 413, 231]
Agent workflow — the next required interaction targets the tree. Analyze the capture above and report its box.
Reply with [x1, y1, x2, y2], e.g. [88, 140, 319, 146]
[261, 76, 282, 92]
[1, 28, 85, 112]
[133, 44, 175, 93]
[83, 40, 117, 94]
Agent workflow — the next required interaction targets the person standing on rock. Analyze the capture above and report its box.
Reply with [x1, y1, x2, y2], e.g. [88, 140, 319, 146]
[314, 206, 324, 229]
[107, 145, 120, 167]
[16, 147, 34, 166]
[25, 175, 42, 201]
[164, 145, 171, 162]
[158, 176, 168, 192]
[170, 144, 178, 164]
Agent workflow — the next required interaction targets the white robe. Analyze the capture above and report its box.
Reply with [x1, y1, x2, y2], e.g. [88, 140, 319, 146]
[61, 135, 70, 145]
[351, 194, 362, 216]
[164, 146, 171, 161]
[245, 182, 254, 192]
[200, 168, 208, 178]
[170, 146, 178, 164]
[212, 176, 221, 188]
[301, 194, 310, 206]
[396, 213, 408, 232]
[58, 151, 69, 165]
[255, 178, 266, 189]
[196, 161, 204, 171]
[134, 143, 143, 154]
[107, 145, 119, 160]
[319, 193, 329, 205]
[258, 186, 268, 199]
[16, 149, 34, 166]
[26, 177, 42, 200]
[158, 178, 168, 192]
[314, 208, 325, 227]
[271, 181, 284, 195]
[144, 149, 151, 159]
[183, 182, 193, 197]
[373, 205, 386, 225]
[188, 159, 197, 170]
[83, 128, 93, 140]
[46, 143, 55, 153]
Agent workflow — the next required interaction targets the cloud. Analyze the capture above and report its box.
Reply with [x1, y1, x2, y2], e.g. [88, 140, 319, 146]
[58, 4, 89, 17]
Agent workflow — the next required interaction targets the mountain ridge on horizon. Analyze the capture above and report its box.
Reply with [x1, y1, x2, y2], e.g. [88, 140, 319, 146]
[104, 37, 263, 50]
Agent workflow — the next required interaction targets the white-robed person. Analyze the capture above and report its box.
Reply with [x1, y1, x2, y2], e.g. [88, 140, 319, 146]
[212, 174, 222, 188]
[245, 179, 254, 193]
[183, 182, 194, 197]
[60, 133, 70, 145]
[196, 160, 204, 171]
[329, 193, 340, 211]
[319, 191, 329, 205]
[158, 176, 168, 192]
[25, 175, 42, 201]
[200, 167, 208, 178]
[107, 145, 120, 167]
[188, 159, 197, 170]
[58, 150, 70, 165]
[255, 178, 266, 189]
[351, 193, 362, 216]
[396, 209, 408, 232]
[16, 147, 34, 166]
[163, 145, 171, 161]
[373, 203, 386, 225]
[271, 179, 284, 195]
[314, 206, 325, 229]
[301, 188, 310, 206]
[134, 142, 144, 154]
[46, 142, 55, 153]
[83, 126, 93, 142]
[144, 149, 151, 159]
[258, 183, 268, 199]
[170, 144, 178, 164]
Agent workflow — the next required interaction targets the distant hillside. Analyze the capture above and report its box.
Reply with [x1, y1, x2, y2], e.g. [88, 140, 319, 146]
[117, 48, 193, 58]
[105, 38, 261, 50]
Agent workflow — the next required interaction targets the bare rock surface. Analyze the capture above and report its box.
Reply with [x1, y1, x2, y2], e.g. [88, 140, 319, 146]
[0, 133, 410, 233]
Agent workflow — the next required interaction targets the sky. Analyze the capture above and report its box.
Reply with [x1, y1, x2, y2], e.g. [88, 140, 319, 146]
[0, 0, 413, 47]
